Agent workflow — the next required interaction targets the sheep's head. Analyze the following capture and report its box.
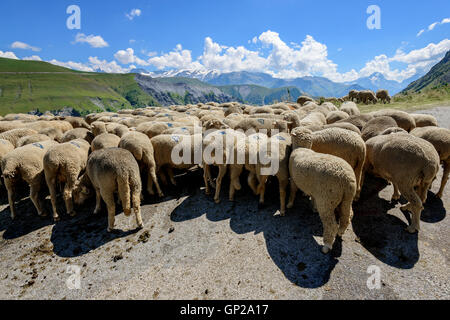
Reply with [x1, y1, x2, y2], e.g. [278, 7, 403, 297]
[272, 120, 289, 134]
[91, 121, 107, 136]
[203, 119, 229, 131]
[73, 174, 93, 205]
[291, 127, 313, 149]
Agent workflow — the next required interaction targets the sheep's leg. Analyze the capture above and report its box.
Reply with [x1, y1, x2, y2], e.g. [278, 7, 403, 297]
[148, 167, 164, 198]
[30, 181, 45, 217]
[167, 167, 177, 186]
[287, 180, 298, 209]
[318, 206, 339, 254]
[117, 178, 131, 217]
[158, 167, 168, 186]
[100, 189, 116, 232]
[93, 188, 102, 215]
[399, 185, 423, 233]
[354, 157, 364, 201]
[437, 161, 449, 198]
[46, 175, 60, 221]
[257, 175, 268, 205]
[214, 165, 227, 204]
[391, 183, 401, 201]
[203, 164, 211, 195]
[229, 165, 243, 201]
[131, 187, 143, 229]
[4, 178, 16, 220]
[247, 171, 258, 195]
[337, 195, 354, 237]
[278, 176, 288, 216]
[64, 177, 77, 217]
[418, 180, 432, 204]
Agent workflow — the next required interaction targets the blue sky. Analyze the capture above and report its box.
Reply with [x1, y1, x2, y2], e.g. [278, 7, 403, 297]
[0, 0, 449, 82]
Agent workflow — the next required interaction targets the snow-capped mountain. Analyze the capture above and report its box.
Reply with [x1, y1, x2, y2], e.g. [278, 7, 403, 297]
[149, 69, 222, 82]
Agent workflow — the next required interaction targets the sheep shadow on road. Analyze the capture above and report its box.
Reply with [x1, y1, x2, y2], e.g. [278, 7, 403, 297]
[352, 174, 420, 269]
[171, 174, 340, 289]
[50, 199, 140, 258]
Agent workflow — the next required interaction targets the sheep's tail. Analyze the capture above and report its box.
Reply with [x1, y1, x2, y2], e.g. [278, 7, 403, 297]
[117, 175, 132, 216]
[128, 173, 142, 215]
[353, 150, 366, 199]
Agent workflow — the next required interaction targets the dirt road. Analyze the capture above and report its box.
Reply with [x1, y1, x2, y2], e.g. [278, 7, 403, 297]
[0, 106, 448, 300]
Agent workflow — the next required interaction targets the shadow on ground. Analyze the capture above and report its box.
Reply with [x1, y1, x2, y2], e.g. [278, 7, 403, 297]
[171, 173, 341, 289]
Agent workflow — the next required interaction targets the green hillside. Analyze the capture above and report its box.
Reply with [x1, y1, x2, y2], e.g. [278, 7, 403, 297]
[0, 57, 77, 73]
[0, 58, 159, 115]
[401, 51, 450, 93]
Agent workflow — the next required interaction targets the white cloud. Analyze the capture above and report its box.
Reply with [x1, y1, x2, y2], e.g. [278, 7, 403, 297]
[417, 17, 450, 36]
[74, 33, 109, 48]
[428, 22, 438, 31]
[114, 48, 149, 66]
[148, 44, 203, 70]
[88, 57, 130, 73]
[0, 51, 18, 59]
[49, 59, 94, 72]
[23, 55, 42, 61]
[11, 41, 41, 52]
[126, 9, 141, 20]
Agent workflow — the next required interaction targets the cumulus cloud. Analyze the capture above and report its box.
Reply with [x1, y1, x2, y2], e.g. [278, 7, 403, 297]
[88, 57, 131, 73]
[11, 41, 41, 52]
[49, 59, 94, 72]
[148, 44, 203, 70]
[114, 48, 149, 66]
[74, 33, 109, 48]
[144, 31, 449, 83]
[417, 29, 425, 37]
[23, 55, 42, 61]
[126, 9, 141, 20]
[0, 51, 18, 59]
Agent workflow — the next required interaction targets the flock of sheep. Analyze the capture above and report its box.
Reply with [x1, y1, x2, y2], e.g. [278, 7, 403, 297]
[0, 96, 448, 254]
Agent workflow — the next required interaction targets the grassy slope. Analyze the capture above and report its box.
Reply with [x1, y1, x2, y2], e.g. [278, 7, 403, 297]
[0, 58, 158, 115]
[358, 85, 450, 113]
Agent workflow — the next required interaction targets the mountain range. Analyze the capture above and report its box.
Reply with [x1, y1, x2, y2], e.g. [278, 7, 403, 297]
[137, 68, 423, 97]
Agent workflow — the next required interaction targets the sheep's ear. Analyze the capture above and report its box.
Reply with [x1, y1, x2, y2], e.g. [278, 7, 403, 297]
[291, 132, 297, 137]
[81, 186, 90, 195]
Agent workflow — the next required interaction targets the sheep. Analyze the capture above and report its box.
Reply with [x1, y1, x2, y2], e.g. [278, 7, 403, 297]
[234, 118, 289, 136]
[39, 127, 64, 142]
[28, 120, 73, 134]
[119, 132, 164, 198]
[136, 122, 171, 139]
[249, 106, 275, 115]
[348, 90, 359, 102]
[357, 90, 378, 104]
[3, 114, 39, 122]
[323, 122, 361, 135]
[73, 148, 143, 232]
[17, 134, 51, 147]
[303, 127, 366, 199]
[287, 127, 357, 254]
[410, 114, 438, 128]
[336, 114, 374, 131]
[91, 121, 129, 137]
[297, 96, 315, 106]
[320, 102, 339, 112]
[224, 104, 243, 117]
[62, 128, 95, 144]
[364, 133, 440, 233]
[0, 128, 39, 147]
[0, 121, 25, 133]
[376, 89, 391, 104]
[57, 116, 90, 129]
[361, 116, 399, 141]
[43, 139, 91, 221]
[410, 127, 450, 198]
[371, 109, 416, 132]
[296, 112, 327, 127]
[0, 139, 14, 186]
[326, 110, 349, 124]
[253, 132, 292, 215]
[91, 133, 121, 152]
[340, 101, 360, 116]
[1, 140, 59, 219]
[150, 134, 203, 186]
